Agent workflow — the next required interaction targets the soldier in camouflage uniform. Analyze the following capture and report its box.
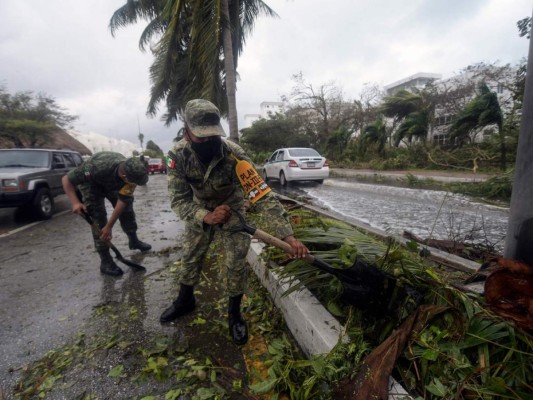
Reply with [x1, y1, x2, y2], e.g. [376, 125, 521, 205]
[62, 152, 152, 277]
[160, 99, 309, 345]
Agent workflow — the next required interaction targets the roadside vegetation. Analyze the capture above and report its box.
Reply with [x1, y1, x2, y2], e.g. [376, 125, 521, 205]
[389, 171, 512, 205]
[252, 207, 533, 399]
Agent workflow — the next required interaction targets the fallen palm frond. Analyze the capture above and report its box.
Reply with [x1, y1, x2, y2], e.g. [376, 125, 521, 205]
[248, 206, 533, 400]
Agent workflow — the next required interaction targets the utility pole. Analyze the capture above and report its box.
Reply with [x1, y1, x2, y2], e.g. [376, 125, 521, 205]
[504, 12, 533, 265]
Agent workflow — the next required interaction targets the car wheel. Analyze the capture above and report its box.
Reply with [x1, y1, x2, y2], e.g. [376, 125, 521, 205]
[33, 188, 54, 220]
[280, 171, 288, 186]
[262, 169, 269, 181]
[316, 179, 324, 184]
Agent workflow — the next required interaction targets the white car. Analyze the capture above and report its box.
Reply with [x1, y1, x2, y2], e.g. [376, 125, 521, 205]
[263, 148, 329, 186]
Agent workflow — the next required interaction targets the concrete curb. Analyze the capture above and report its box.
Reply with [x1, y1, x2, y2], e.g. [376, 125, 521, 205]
[246, 240, 412, 399]
[246, 240, 347, 357]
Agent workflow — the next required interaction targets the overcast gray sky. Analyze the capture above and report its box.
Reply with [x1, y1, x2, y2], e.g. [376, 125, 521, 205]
[0, 0, 531, 153]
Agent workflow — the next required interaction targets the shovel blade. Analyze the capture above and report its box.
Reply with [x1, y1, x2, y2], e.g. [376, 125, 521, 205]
[337, 256, 424, 318]
[109, 244, 146, 271]
[116, 256, 146, 271]
[330, 256, 397, 315]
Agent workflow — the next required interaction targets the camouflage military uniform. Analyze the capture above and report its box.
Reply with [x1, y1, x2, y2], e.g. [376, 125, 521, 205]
[168, 139, 293, 296]
[67, 151, 140, 252]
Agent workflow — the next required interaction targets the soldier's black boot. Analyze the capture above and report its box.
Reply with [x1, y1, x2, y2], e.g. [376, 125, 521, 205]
[127, 232, 152, 252]
[98, 249, 124, 277]
[160, 284, 196, 323]
[228, 294, 248, 345]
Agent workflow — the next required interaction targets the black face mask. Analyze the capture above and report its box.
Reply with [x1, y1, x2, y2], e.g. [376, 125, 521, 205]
[190, 137, 222, 164]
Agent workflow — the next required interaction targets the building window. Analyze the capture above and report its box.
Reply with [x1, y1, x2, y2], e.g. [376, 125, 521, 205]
[435, 115, 455, 126]
[433, 134, 449, 146]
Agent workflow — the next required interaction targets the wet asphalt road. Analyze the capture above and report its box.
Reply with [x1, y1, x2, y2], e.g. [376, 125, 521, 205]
[0, 173, 186, 398]
[0, 196, 71, 236]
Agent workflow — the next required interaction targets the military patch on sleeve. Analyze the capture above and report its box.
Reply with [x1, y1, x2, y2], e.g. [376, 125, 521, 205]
[84, 169, 91, 178]
[167, 152, 177, 170]
[166, 156, 176, 169]
[119, 183, 136, 196]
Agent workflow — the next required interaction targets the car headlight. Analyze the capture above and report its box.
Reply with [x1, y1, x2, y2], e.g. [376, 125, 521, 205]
[2, 179, 18, 188]
[2, 179, 18, 190]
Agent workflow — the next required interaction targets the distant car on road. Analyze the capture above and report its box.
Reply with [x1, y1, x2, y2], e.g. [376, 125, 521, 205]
[0, 148, 84, 219]
[263, 147, 329, 186]
[148, 158, 167, 174]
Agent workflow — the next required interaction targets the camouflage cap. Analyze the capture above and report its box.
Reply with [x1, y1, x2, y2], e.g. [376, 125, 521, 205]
[184, 99, 226, 138]
[124, 158, 149, 185]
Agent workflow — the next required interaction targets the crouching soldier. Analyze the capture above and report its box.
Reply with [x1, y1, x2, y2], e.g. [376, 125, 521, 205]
[62, 151, 152, 277]
[160, 99, 309, 345]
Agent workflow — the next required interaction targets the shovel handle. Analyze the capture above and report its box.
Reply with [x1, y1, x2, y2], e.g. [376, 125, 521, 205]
[228, 207, 337, 272]
[252, 227, 348, 277]
[80, 210, 115, 249]
[80, 211, 110, 244]
[252, 227, 317, 264]
[226, 207, 321, 265]
[80, 209, 94, 226]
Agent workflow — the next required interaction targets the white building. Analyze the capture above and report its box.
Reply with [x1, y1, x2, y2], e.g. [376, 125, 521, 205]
[67, 130, 139, 156]
[384, 72, 442, 95]
[243, 101, 284, 128]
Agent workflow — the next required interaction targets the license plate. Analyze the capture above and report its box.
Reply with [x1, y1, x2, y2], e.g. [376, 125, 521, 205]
[307, 162, 315, 168]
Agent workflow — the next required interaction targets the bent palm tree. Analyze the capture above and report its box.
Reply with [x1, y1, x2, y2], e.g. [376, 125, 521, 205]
[109, 0, 277, 142]
[450, 83, 505, 169]
[380, 89, 434, 146]
[362, 116, 388, 157]
[393, 111, 430, 146]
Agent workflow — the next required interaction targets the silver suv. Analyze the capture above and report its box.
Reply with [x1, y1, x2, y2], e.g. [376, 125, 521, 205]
[0, 148, 84, 219]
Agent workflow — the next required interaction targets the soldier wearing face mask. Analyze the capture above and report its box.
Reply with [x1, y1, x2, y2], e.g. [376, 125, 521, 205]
[162, 99, 309, 345]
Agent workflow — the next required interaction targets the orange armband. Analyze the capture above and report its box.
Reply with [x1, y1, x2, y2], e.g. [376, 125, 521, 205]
[231, 154, 271, 204]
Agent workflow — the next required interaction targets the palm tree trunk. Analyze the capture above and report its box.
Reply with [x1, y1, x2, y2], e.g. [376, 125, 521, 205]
[221, 0, 239, 143]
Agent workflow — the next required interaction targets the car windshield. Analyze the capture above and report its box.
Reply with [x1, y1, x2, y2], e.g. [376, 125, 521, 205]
[287, 148, 320, 157]
[0, 150, 50, 168]
[149, 159, 161, 164]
